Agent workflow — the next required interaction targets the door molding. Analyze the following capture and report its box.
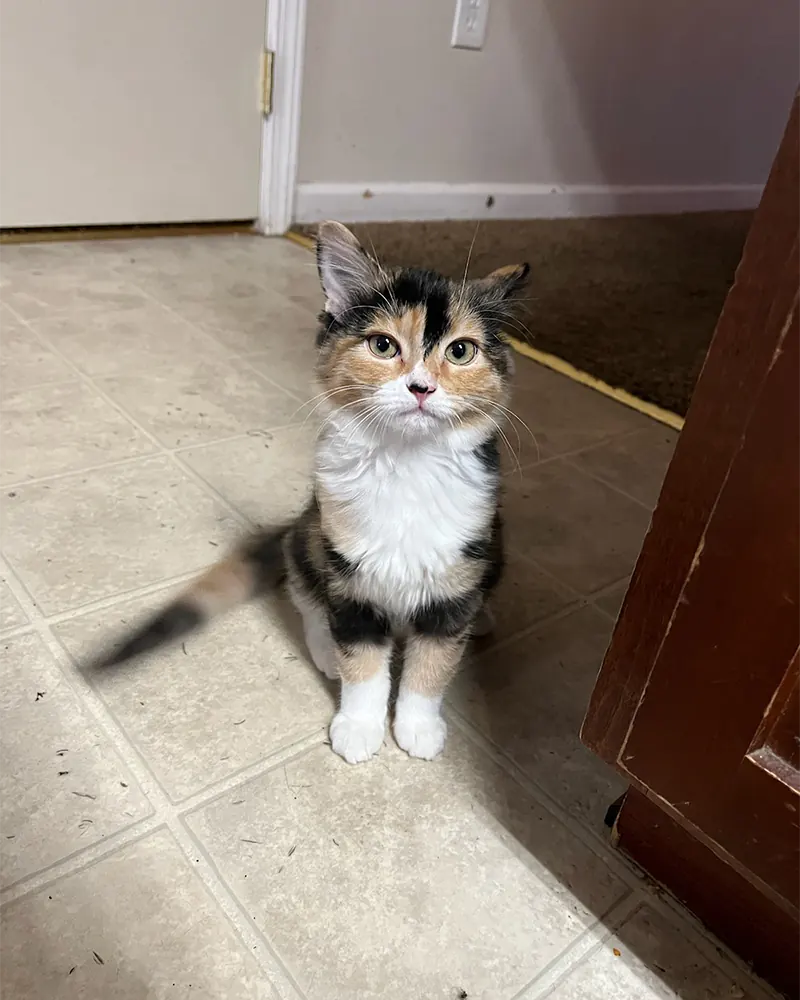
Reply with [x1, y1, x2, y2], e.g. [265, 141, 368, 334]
[258, 0, 308, 235]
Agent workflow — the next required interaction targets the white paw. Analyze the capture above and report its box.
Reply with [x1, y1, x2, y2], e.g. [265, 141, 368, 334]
[330, 713, 384, 764]
[394, 712, 447, 760]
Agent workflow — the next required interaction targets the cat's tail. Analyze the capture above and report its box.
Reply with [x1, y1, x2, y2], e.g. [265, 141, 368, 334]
[91, 528, 287, 669]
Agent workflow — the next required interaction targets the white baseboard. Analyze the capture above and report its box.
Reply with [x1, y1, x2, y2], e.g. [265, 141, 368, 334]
[294, 181, 762, 224]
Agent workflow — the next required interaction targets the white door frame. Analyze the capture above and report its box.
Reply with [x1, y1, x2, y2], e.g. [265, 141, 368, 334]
[257, 0, 308, 235]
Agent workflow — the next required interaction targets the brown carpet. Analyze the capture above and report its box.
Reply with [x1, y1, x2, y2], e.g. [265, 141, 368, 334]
[298, 213, 752, 416]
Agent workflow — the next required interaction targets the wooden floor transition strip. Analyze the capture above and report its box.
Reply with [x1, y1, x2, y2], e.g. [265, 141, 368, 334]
[0, 220, 256, 245]
[284, 230, 685, 432]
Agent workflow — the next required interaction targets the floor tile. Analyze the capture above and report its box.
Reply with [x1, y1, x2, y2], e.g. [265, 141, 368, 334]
[1, 381, 155, 487]
[594, 579, 630, 620]
[97, 357, 300, 448]
[510, 363, 653, 464]
[567, 426, 678, 508]
[2, 457, 242, 614]
[0, 573, 29, 632]
[482, 554, 576, 643]
[0, 829, 277, 999]
[544, 904, 769, 1000]
[141, 270, 319, 347]
[504, 460, 652, 594]
[179, 426, 315, 526]
[452, 606, 626, 829]
[201, 293, 318, 358]
[56, 589, 333, 801]
[30, 303, 229, 377]
[0, 632, 150, 888]
[0, 317, 75, 390]
[242, 343, 318, 402]
[187, 734, 627, 1000]
[1, 267, 146, 320]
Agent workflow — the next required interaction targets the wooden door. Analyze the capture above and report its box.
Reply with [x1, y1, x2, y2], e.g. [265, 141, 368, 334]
[0, 0, 266, 228]
[582, 96, 799, 998]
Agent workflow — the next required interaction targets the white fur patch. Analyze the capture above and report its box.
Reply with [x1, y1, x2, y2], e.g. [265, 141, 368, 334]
[317, 410, 494, 618]
[393, 689, 447, 760]
[331, 670, 391, 764]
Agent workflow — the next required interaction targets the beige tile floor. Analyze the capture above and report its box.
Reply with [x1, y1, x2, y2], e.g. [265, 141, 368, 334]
[0, 234, 776, 1000]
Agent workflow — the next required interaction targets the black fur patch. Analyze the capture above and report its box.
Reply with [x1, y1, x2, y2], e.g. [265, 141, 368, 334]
[329, 598, 391, 648]
[289, 523, 323, 597]
[96, 602, 203, 669]
[474, 435, 501, 475]
[243, 529, 287, 589]
[462, 537, 491, 560]
[322, 537, 357, 578]
[411, 594, 479, 638]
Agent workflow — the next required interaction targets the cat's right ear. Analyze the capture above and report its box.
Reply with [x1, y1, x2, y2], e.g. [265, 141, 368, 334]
[316, 221, 381, 319]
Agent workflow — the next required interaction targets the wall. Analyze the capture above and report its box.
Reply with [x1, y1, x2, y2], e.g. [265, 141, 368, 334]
[295, 0, 798, 221]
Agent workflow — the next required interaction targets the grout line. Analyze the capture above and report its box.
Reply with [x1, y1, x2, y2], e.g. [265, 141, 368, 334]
[0, 560, 312, 998]
[0, 813, 166, 910]
[513, 893, 645, 1000]
[2, 450, 162, 492]
[167, 819, 305, 1000]
[3, 303, 257, 532]
[502, 425, 654, 480]
[560, 455, 657, 512]
[0, 817, 164, 907]
[444, 708, 642, 887]
[463, 598, 589, 661]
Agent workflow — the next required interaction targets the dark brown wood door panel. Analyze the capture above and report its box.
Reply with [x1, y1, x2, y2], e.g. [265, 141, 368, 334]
[582, 94, 800, 997]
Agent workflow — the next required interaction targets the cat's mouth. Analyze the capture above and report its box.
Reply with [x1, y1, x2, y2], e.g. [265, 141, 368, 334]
[400, 405, 441, 424]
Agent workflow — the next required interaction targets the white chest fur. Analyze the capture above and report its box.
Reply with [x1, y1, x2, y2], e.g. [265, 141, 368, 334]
[316, 425, 495, 616]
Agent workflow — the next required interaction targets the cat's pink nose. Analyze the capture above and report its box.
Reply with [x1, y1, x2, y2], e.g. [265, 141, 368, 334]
[408, 383, 436, 404]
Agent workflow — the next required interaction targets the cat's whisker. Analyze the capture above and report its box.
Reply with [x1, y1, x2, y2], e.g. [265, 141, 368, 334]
[459, 399, 523, 478]
[462, 394, 540, 464]
[459, 222, 481, 303]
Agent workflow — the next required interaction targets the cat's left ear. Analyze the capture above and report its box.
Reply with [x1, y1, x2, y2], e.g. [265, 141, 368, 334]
[472, 262, 530, 305]
[316, 221, 381, 319]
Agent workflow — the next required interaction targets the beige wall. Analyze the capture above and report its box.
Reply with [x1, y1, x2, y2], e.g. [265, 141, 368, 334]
[298, 0, 798, 188]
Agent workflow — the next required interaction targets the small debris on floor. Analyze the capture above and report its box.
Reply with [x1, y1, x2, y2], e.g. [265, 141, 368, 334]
[72, 791, 96, 800]
[34, 691, 46, 701]
[287, 845, 296, 857]
[233, 719, 246, 726]
[181, 642, 188, 655]
[613, 948, 621, 957]
[240, 838, 261, 844]
[457, 990, 468, 999]
[58, 770, 69, 776]
[92, 951, 104, 965]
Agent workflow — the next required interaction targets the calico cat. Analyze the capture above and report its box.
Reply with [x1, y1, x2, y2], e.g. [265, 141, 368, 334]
[97, 222, 529, 764]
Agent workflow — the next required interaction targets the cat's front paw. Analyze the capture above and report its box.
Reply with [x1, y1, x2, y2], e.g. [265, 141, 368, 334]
[394, 711, 447, 760]
[330, 713, 384, 764]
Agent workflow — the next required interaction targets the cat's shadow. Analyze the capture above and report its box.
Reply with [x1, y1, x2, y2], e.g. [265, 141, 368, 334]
[261, 584, 407, 705]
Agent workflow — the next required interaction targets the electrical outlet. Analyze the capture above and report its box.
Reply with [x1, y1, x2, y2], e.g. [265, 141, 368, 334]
[451, 0, 490, 50]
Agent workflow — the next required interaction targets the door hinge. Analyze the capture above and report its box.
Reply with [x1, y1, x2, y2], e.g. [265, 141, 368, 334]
[261, 49, 275, 115]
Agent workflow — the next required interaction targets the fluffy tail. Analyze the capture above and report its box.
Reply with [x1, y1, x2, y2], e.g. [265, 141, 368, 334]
[93, 529, 286, 669]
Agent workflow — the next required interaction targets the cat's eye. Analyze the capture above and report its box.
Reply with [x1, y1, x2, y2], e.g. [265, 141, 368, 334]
[445, 340, 478, 366]
[367, 334, 400, 359]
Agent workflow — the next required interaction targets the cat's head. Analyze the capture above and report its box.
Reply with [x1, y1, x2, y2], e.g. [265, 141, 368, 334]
[314, 221, 529, 443]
